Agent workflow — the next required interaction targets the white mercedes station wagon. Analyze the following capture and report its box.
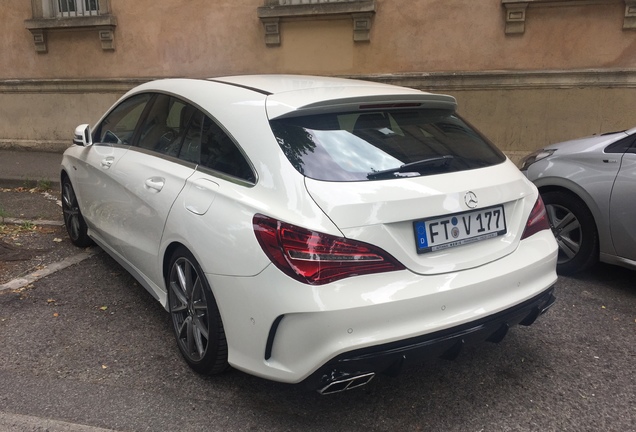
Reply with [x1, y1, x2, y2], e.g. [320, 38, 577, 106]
[61, 75, 557, 394]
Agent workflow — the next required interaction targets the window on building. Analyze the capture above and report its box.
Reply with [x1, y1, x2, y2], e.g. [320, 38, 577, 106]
[56, 0, 100, 17]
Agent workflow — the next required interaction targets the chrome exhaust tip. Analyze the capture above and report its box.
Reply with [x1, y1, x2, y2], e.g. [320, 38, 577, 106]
[317, 372, 375, 395]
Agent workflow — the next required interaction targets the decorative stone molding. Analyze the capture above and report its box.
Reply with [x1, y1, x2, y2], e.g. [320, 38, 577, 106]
[625, 0, 636, 28]
[257, 0, 376, 46]
[502, 2, 528, 34]
[24, 0, 116, 52]
[348, 69, 636, 91]
[0, 78, 148, 94]
[502, 0, 635, 34]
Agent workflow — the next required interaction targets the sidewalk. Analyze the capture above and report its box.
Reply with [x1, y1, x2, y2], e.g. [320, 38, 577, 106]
[0, 150, 63, 189]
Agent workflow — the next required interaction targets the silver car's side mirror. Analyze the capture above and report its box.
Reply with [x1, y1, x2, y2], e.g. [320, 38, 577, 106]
[73, 124, 93, 147]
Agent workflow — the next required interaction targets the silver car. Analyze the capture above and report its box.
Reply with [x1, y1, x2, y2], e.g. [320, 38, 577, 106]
[520, 128, 636, 274]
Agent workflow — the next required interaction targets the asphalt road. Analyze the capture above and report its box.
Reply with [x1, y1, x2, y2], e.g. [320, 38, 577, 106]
[0, 251, 634, 432]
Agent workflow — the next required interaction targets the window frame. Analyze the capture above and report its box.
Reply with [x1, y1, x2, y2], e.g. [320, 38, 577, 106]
[104, 91, 258, 185]
[25, 0, 116, 52]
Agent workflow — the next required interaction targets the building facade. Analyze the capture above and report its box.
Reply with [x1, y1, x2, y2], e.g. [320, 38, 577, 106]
[2, 0, 636, 161]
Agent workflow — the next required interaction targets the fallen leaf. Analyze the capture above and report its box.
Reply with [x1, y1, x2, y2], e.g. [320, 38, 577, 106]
[53, 238, 63, 243]
[47, 299, 56, 304]
[102, 365, 108, 369]
[100, 306, 108, 311]
[53, 313, 59, 318]
[601, 305, 606, 309]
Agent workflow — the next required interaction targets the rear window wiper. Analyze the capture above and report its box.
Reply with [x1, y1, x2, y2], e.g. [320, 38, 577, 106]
[367, 155, 454, 180]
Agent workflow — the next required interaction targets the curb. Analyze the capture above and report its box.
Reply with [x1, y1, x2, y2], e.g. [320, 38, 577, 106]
[0, 178, 61, 191]
[3, 218, 62, 227]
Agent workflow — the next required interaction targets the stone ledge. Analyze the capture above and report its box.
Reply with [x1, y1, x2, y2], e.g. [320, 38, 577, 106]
[24, 15, 117, 52]
[501, 0, 634, 34]
[3, 70, 636, 95]
[352, 69, 636, 91]
[0, 78, 151, 94]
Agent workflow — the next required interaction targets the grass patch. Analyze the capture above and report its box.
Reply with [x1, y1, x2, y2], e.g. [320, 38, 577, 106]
[20, 178, 53, 192]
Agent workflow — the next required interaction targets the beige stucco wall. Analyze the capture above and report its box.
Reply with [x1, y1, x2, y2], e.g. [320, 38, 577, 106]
[1, 0, 636, 155]
[2, 0, 636, 79]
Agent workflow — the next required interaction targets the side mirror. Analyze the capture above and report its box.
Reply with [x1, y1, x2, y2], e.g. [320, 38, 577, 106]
[73, 124, 93, 147]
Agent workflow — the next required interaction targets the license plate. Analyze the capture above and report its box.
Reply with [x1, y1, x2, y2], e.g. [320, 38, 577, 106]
[413, 205, 507, 254]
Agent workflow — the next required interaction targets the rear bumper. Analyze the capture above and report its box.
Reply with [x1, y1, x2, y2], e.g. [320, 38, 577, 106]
[303, 285, 556, 392]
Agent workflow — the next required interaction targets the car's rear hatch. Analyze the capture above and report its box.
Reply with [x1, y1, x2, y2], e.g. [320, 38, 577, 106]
[254, 77, 536, 275]
[304, 163, 535, 275]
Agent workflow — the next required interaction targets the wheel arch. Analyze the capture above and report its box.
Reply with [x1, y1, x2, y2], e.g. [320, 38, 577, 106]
[162, 241, 187, 288]
[535, 181, 611, 256]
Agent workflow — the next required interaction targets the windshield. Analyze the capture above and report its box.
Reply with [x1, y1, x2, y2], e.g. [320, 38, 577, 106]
[270, 109, 505, 181]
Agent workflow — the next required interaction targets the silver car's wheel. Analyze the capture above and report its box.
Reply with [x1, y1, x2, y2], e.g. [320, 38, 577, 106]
[61, 176, 93, 247]
[168, 247, 228, 374]
[542, 190, 598, 275]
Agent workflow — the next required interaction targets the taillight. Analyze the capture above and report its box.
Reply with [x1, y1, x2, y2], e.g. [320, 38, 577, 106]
[521, 196, 551, 240]
[253, 214, 405, 285]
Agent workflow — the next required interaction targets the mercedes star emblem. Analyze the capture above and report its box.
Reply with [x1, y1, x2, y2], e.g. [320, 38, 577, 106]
[464, 191, 478, 209]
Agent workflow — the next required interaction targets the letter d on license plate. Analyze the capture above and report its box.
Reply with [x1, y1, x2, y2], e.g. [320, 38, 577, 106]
[413, 205, 507, 254]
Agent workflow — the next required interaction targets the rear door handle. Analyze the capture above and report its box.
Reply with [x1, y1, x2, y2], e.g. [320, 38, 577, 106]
[145, 177, 165, 192]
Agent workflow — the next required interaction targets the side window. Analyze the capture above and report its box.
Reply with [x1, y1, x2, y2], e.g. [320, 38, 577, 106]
[199, 116, 255, 182]
[94, 93, 151, 145]
[137, 95, 192, 156]
[606, 134, 636, 154]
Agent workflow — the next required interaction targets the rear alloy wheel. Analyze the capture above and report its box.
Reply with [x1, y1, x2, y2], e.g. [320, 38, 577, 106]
[542, 190, 598, 275]
[167, 247, 228, 374]
[61, 176, 93, 247]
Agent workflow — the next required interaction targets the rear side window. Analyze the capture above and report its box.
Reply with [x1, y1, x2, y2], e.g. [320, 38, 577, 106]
[199, 116, 255, 182]
[270, 110, 505, 181]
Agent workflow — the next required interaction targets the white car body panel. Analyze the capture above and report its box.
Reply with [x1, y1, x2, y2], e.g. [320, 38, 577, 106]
[111, 150, 195, 283]
[610, 153, 636, 261]
[70, 144, 130, 255]
[305, 160, 536, 274]
[209, 230, 557, 383]
[214, 74, 457, 119]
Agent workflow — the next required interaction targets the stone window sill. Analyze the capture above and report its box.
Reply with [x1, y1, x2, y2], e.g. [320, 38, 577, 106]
[24, 15, 117, 53]
[502, 0, 636, 34]
[257, 0, 376, 46]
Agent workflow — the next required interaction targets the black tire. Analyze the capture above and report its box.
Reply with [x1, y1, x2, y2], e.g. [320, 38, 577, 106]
[167, 247, 228, 375]
[61, 176, 93, 248]
[542, 190, 599, 275]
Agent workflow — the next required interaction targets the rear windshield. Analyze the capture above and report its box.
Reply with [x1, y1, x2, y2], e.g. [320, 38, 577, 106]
[270, 109, 505, 181]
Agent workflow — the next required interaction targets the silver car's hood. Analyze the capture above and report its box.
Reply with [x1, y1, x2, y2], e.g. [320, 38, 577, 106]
[546, 131, 630, 155]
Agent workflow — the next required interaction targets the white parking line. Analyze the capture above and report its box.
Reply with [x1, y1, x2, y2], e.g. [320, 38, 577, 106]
[0, 247, 101, 292]
[0, 411, 116, 432]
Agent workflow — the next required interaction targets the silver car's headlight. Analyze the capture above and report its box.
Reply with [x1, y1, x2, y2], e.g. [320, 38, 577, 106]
[519, 149, 556, 171]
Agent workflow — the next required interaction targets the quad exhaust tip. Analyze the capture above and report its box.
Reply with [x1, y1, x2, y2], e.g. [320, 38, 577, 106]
[318, 372, 376, 395]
